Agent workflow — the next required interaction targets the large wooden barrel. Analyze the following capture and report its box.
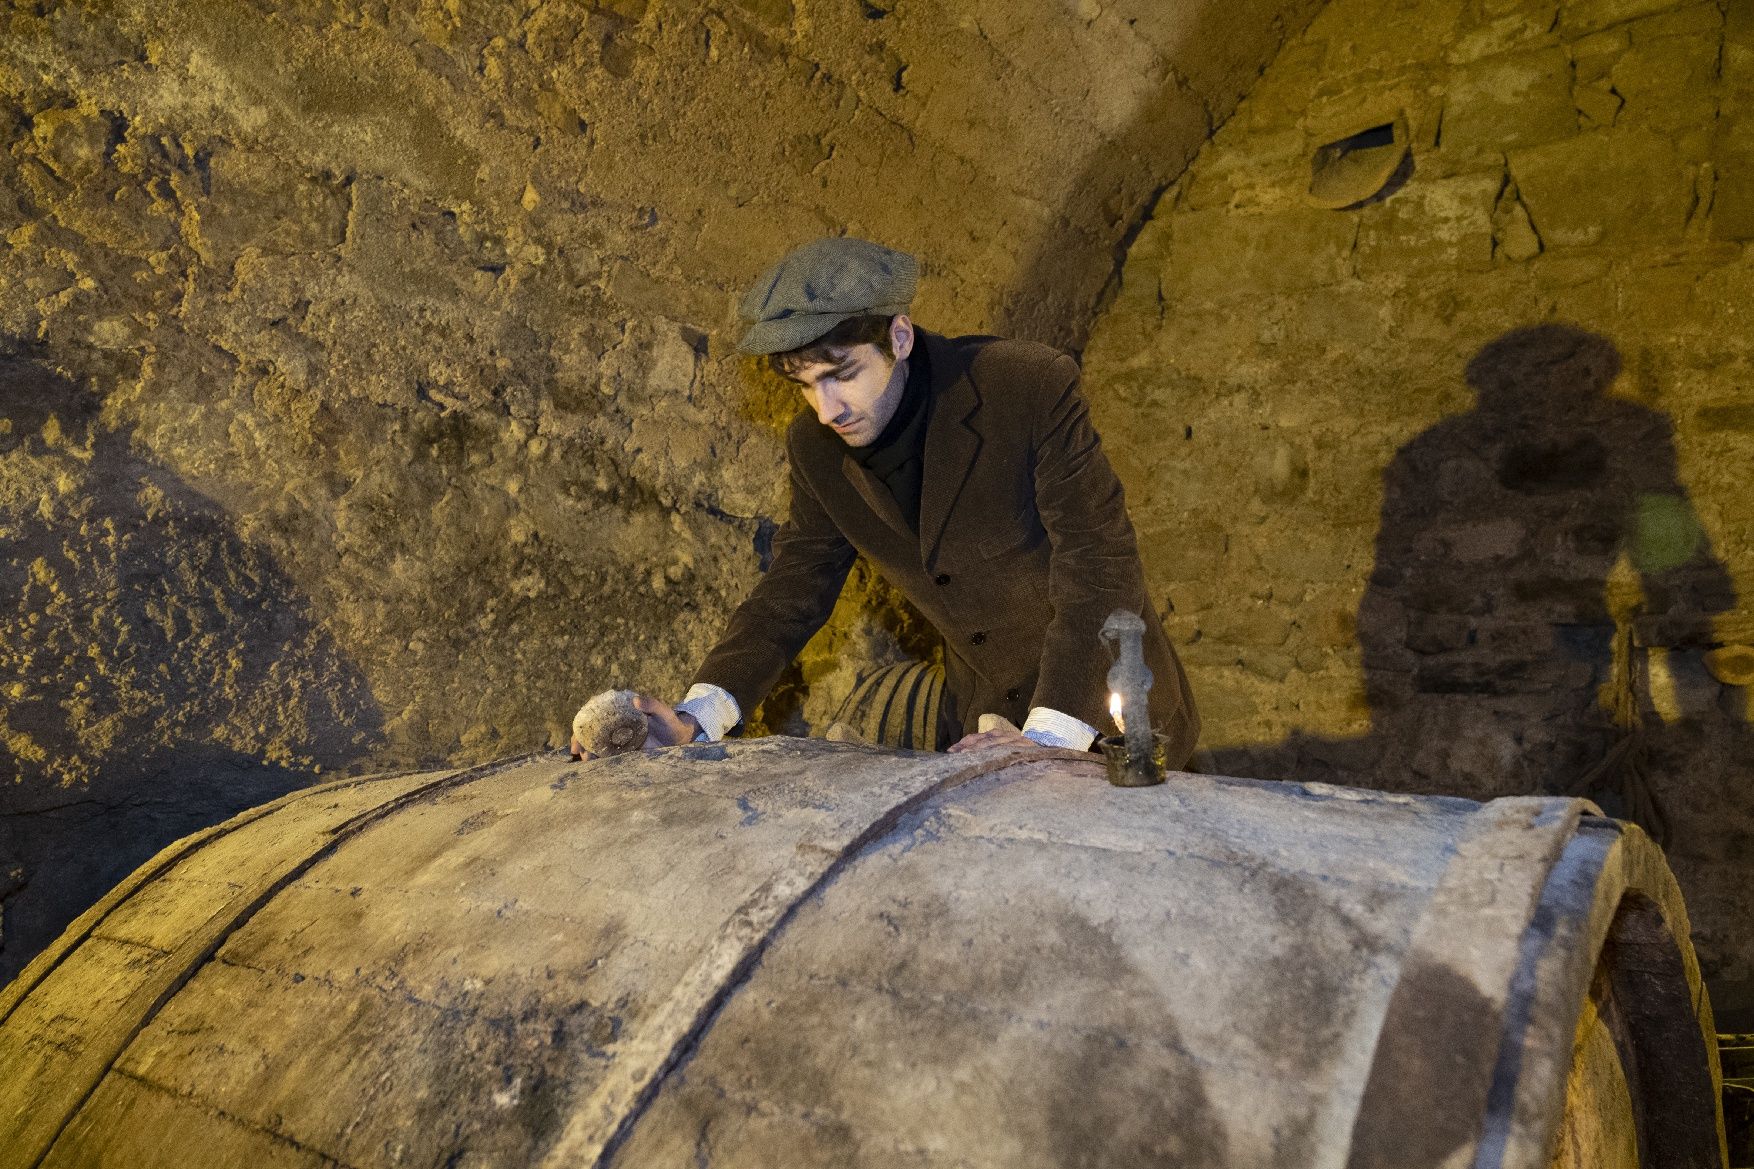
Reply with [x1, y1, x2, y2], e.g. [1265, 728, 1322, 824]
[0, 740, 1726, 1168]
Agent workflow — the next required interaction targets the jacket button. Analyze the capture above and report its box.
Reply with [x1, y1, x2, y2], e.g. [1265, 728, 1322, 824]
[970, 631, 986, 646]
[1005, 688, 1020, 702]
[935, 573, 951, 586]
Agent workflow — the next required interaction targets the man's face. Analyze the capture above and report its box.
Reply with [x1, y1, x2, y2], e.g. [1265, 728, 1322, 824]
[787, 318, 915, 447]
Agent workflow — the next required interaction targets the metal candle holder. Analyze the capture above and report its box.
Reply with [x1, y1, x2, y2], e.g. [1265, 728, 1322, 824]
[1097, 731, 1172, 787]
[1099, 609, 1167, 786]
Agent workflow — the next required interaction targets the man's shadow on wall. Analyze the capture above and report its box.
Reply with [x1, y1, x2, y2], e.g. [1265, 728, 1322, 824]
[1209, 324, 1746, 848]
[0, 343, 381, 986]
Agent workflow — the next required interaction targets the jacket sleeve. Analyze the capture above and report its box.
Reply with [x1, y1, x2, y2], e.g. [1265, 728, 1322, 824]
[691, 431, 857, 724]
[1028, 355, 1159, 727]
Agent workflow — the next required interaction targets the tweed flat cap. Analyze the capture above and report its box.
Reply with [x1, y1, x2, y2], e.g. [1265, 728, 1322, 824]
[737, 237, 919, 355]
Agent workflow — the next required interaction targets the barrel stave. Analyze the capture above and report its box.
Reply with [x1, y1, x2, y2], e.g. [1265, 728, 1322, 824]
[0, 741, 1725, 1169]
[30, 744, 1006, 1169]
[0, 766, 470, 1167]
[610, 759, 1482, 1169]
[41, 1069, 333, 1169]
[114, 954, 585, 1168]
[1546, 965, 1642, 1168]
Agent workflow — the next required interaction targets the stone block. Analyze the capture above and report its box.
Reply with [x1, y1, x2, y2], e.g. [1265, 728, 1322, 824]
[1573, 81, 1624, 130]
[723, 0, 794, 28]
[1440, 517, 1529, 561]
[1509, 129, 1693, 247]
[1266, 530, 1362, 583]
[1571, 26, 1630, 83]
[1183, 129, 1307, 212]
[1197, 604, 1294, 647]
[1405, 613, 1475, 653]
[1137, 520, 1228, 572]
[1176, 634, 1240, 669]
[1143, 306, 1268, 379]
[1609, 32, 1720, 134]
[1446, 4, 1560, 64]
[1493, 183, 1544, 261]
[1627, 2, 1723, 40]
[1314, 0, 1468, 80]
[1730, 4, 1754, 93]
[1281, 284, 1394, 354]
[1252, 439, 1311, 502]
[1162, 208, 1359, 303]
[1307, 603, 1358, 646]
[1619, 256, 1742, 338]
[1239, 647, 1299, 681]
[42, 174, 183, 259]
[1696, 403, 1754, 433]
[1712, 115, 1754, 241]
[1236, 39, 1329, 133]
[1441, 47, 1577, 158]
[1734, 0, 1754, 39]
[1559, 0, 1685, 35]
[1122, 212, 1175, 279]
[1691, 255, 1754, 335]
[1526, 251, 1612, 287]
[1183, 676, 1256, 730]
[1354, 172, 1500, 276]
[1154, 578, 1228, 619]
[697, 199, 833, 283]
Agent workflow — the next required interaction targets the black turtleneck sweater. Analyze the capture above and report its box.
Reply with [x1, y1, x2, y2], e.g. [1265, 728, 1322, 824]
[850, 341, 932, 533]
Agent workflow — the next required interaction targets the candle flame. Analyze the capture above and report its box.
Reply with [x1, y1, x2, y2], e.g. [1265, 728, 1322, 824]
[1109, 691, 1124, 734]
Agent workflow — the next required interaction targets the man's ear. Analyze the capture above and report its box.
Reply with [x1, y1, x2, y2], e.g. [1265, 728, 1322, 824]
[890, 314, 915, 361]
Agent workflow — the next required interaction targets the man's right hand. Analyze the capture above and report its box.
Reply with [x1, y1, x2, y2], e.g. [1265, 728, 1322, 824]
[569, 694, 705, 761]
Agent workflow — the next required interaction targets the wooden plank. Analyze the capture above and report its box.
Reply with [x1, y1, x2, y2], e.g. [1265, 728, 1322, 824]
[0, 766, 438, 1025]
[42, 1067, 335, 1169]
[1345, 797, 1591, 1169]
[0, 935, 175, 1152]
[610, 758, 1449, 1169]
[14, 742, 1058, 1169]
[537, 744, 1055, 1169]
[0, 757, 525, 1169]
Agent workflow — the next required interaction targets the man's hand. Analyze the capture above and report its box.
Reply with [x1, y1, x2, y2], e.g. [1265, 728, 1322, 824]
[633, 695, 703, 747]
[569, 695, 704, 760]
[946, 723, 1033, 753]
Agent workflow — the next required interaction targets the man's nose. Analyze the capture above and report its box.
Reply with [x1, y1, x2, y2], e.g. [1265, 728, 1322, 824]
[815, 387, 846, 426]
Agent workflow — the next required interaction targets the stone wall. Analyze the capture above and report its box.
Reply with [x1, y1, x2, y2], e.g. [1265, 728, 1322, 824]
[0, 1, 1322, 980]
[1084, 0, 1754, 997]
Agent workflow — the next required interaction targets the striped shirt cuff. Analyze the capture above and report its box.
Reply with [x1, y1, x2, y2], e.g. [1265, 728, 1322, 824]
[1021, 706, 1098, 751]
[677, 683, 740, 742]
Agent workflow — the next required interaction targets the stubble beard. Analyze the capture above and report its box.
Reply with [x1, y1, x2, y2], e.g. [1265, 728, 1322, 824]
[837, 359, 908, 448]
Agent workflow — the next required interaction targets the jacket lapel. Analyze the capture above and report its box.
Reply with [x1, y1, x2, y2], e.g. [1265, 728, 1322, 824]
[841, 452, 915, 541]
[917, 329, 981, 570]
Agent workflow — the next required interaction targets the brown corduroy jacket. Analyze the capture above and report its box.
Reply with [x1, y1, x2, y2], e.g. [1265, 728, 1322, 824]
[693, 329, 1199, 763]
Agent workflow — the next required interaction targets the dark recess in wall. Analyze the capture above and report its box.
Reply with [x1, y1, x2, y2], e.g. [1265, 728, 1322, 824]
[0, 345, 381, 985]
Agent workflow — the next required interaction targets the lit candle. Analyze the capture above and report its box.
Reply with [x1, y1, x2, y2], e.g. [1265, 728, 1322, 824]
[1109, 691, 1124, 735]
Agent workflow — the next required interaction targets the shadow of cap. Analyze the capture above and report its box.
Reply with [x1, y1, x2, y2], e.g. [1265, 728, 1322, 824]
[1464, 323, 1622, 402]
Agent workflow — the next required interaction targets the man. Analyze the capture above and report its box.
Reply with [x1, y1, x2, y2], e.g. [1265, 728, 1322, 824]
[575, 237, 1197, 761]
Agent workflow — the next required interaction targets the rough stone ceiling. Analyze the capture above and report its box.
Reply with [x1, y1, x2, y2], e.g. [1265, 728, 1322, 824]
[0, 0, 1324, 775]
[0, 0, 1322, 980]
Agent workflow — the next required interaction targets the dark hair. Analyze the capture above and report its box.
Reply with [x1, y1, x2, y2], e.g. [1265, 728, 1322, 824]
[769, 314, 896, 378]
